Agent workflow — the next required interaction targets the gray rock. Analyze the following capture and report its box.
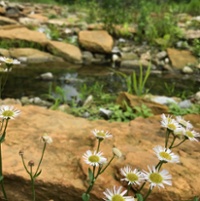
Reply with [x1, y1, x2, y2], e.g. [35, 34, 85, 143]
[121, 52, 138, 60]
[30, 97, 52, 107]
[112, 46, 121, 54]
[182, 66, 193, 74]
[121, 59, 150, 69]
[150, 95, 179, 105]
[156, 51, 167, 60]
[82, 111, 90, 118]
[179, 99, 193, 108]
[21, 96, 52, 107]
[82, 51, 93, 64]
[99, 108, 113, 119]
[193, 91, 200, 104]
[39, 72, 54, 80]
[118, 38, 126, 43]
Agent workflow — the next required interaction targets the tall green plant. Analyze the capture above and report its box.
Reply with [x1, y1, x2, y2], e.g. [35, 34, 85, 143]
[114, 64, 151, 96]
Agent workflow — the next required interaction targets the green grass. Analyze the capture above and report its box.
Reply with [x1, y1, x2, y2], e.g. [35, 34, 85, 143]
[8, 0, 57, 4]
[0, 39, 46, 51]
[169, 103, 200, 116]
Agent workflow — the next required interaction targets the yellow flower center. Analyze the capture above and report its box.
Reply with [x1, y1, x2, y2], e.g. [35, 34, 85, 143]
[88, 155, 100, 163]
[149, 173, 163, 184]
[168, 123, 176, 130]
[5, 58, 13, 64]
[97, 131, 106, 138]
[126, 173, 138, 182]
[159, 151, 172, 161]
[2, 110, 14, 118]
[186, 130, 194, 138]
[112, 194, 125, 201]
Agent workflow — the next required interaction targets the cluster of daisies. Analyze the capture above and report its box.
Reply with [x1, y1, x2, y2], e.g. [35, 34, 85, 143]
[82, 114, 199, 201]
[161, 114, 200, 142]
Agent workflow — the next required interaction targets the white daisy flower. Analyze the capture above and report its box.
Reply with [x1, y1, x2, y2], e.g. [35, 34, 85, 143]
[83, 150, 107, 166]
[120, 166, 144, 185]
[92, 129, 112, 140]
[42, 135, 53, 144]
[0, 105, 20, 120]
[143, 166, 172, 189]
[183, 128, 200, 142]
[173, 127, 185, 139]
[161, 114, 180, 131]
[153, 145, 180, 163]
[0, 57, 20, 65]
[103, 186, 135, 201]
[176, 116, 193, 129]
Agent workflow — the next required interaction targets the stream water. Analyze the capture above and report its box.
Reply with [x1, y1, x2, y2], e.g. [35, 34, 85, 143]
[1, 61, 200, 100]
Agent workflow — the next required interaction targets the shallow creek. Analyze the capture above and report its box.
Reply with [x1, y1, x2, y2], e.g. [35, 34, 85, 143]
[1, 61, 200, 100]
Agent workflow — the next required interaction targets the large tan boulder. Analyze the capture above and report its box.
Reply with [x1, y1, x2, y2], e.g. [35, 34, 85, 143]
[78, 30, 114, 53]
[27, 13, 49, 23]
[0, 48, 10, 57]
[46, 40, 82, 64]
[0, 16, 19, 26]
[116, 92, 169, 115]
[167, 48, 198, 69]
[8, 48, 64, 63]
[0, 27, 48, 45]
[2, 103, 200, 201]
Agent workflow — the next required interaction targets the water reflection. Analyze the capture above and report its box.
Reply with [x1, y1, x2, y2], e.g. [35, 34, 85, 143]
[1, 62, 199, 100]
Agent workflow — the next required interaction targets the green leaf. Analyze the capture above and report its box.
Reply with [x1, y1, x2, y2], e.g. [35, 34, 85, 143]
[82, 193, 90, 201]
[35, 169, 42, 177]
[0, 175, 4, 182]
[193, 196, 199, 201]
[88, 168, 93, 182]
[0, 131, 6, 143]
[136, 193, 144, 201]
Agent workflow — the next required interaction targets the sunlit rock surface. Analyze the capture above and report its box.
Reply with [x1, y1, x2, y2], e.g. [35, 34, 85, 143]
[2, 103, 200, 201]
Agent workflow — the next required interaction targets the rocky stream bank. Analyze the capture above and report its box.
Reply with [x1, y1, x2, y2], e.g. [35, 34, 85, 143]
[0, 1, 200, 201]
[0, 1, 199, 73]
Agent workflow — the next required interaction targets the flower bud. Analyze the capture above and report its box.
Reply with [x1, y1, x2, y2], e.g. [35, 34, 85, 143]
[42, 135, 53, 144]
[112, 147, 122, 158]
[28, 160, 34, 167]
[19, 150, 24, 156]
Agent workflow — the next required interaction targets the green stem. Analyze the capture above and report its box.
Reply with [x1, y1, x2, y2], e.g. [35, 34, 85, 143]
[143, 188, 152, 201]
[0, 119, 9, 143]
[96, 140, 101, 153]
[171, 138, 187, 149]
[100, 155, 115, 174]
[31, 178, 35, 201]
[85, 166, 97, 195]
[0, 143, 7, 200]
[20, 155, 30, 175]
[30, 166, 35, 201]
[155, 161, 164, 171]
[34, 142, 46, 177]
[165, 129, 170, 148]
[84, 156, 115, 198]
[138, 181, 146, 193]
[127, 184, 131, 195]
[85, 181, 94, 195]
[169, 135, 176, 149]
